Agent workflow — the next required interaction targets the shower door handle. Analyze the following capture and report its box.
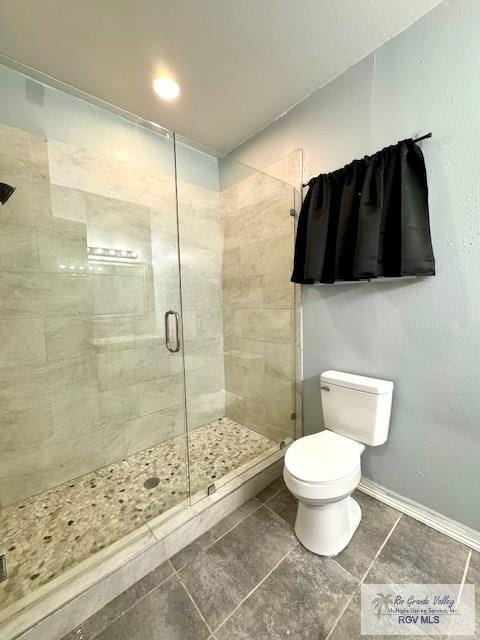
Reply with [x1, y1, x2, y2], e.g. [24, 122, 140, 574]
[164, 310, 181, 353]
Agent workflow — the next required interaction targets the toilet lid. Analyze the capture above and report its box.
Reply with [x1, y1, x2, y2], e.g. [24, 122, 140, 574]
[284, 430, 362, 484]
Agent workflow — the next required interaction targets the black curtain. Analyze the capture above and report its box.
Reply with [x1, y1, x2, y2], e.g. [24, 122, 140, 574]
[291, 139, 435, 284]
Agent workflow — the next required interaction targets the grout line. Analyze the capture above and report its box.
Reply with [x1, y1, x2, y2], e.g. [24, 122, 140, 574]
[170, 560, 214, 635]
[173, 498, 264, 571]
[262, 500, 292, 526]
[261, 484, 285, 504]
[82, 569, 178, 637]
[359, 513, 403, 583]
[213, 546, 296, 634]
[324, 513, 403, 640]
[457, 548, 472, 602]
[329, 557, 361, 584]
[178, 578, 214, 636]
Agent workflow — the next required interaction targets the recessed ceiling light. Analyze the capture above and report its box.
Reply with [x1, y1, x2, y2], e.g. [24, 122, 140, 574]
[153, 77, 180, 101]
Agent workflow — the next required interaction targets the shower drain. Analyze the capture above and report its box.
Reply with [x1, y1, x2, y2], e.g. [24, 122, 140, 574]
[143, 477, 160, 489]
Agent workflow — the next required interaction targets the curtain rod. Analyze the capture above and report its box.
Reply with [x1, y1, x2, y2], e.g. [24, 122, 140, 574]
[302, 132, 433, 187]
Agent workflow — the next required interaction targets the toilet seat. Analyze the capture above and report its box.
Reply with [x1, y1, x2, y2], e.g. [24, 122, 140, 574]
[285, 430, 364, 483]
[284, 430, 364, 502]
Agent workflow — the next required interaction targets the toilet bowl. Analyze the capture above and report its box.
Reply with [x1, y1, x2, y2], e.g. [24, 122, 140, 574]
[284, 370, 393, 556]
[284, 430, 365, 556]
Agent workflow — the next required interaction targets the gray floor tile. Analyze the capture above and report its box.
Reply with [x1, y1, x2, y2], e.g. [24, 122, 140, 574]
[93, 574, 210, 640]
[328, 590, 427, 640]
[466, 549, 480, 591]
[265, 488, 297, 527]
[179, 506, 297, 629]
[457, 551, 480, 639]
[332, 491, 400, 580]
[255, 477, 285, 503]
[366, 515, 470, 584]
[171, 499, 260, 570]
[62, 561, 174, 640]
[215, 544, 358, 639]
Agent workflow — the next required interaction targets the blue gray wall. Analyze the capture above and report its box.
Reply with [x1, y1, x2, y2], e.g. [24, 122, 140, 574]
[230, 0, 480, 530]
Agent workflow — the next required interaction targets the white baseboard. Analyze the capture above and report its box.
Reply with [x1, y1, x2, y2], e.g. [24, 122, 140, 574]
[358, 478, 480, 552]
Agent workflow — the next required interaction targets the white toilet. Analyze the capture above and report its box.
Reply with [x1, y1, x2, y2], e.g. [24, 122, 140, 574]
[284, 370, 393, 556]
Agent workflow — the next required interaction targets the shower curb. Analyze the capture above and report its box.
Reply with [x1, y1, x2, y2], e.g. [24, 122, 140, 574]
[0, 452, 285, 640]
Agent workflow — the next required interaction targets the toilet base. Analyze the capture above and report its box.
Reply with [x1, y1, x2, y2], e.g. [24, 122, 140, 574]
[294, 496, 362, 556]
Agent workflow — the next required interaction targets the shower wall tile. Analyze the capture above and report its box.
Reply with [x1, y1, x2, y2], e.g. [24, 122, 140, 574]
[51, 392, 101, 442]
[103, 404, 186, 461]
[0, 430, 105, 506]
[179, 214, 222, 252]
[0, 354, 96, 414]
[137, 373, 185, 416]
[0, 222, 39, 272]
[45, 317, 92, 361]
[48, 140, 177, 212]
[0, 317, 46, 367]
[98, 386, 140, 427]
[225, 391, 267, 428]
[37, 218, 88, 272]
[264, 373, 294, 428]
[50, 184, 89, 223]
[224, 363, 264, 401]
[1, 404, 54, 452]
[183, 337, 223, 371]
[86, 193, 152, 264]
[92, 273, 147, 316]
[0, 122, 33, 162]
[96, 345, 171, 391]
[0, 271, 92, 317]
[223, 335, 265, 356]
[93, 317, 136, 340]
[221, 163, 296, 443]
[187, 389, 226, 430]
[196, 306, 225, 340]
[0, 172, 54, 229]
[264, 342, 294, 380]
[185, 361, 224, 399]
[177, 179, 226, 438]
[263, 284, 293, 309]
[245, 309, 292, 342]
[223, 285, 263, 309]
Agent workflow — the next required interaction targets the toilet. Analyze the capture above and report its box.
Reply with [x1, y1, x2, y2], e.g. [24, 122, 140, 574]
[284, 370, 393, 556]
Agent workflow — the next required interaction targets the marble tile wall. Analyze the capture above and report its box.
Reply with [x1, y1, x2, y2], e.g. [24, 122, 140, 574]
[0, 120, 296, 507]
[176, 180, 225, 431]
[221, 166, 297, 442]
[0, 123, 225, 507]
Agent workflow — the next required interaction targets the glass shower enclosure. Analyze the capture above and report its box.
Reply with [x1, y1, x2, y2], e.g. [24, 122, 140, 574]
[0, 61, 298, 613]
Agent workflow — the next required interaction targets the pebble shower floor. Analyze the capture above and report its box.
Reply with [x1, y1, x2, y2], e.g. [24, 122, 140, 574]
[0, 418, 276, 607]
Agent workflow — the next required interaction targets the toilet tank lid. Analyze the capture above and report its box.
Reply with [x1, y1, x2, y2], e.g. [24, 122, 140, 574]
[321, 370, 393, 395]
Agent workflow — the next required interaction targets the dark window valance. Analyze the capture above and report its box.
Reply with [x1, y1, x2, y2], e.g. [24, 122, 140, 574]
[291, 139, 435, 284]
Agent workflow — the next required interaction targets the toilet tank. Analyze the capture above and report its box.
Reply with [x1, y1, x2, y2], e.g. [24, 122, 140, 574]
[320, 370, 393, 446]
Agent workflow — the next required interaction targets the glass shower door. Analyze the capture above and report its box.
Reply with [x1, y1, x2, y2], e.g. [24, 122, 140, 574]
[0, 63, 190, 608]
[176, 149, 297, 502]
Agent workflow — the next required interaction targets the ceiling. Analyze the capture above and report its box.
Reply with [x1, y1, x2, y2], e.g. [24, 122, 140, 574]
[0, 0, 442, 155]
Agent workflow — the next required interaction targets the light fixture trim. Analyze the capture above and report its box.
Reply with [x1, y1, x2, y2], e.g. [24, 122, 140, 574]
[88, 246, 138, 261]
[153, 77, 180, 101]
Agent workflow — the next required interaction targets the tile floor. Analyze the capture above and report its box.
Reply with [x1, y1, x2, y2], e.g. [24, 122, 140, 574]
[61, 478, 479, 640]
[0, 418, 276, 607]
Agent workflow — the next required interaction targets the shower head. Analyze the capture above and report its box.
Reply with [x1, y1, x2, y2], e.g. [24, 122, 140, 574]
[0, 183, 16, 205]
